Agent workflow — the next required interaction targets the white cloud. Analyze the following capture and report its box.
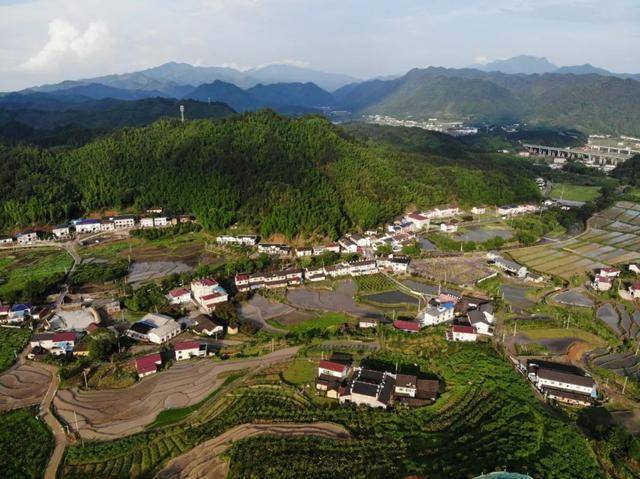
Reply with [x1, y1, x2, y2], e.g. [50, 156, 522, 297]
[20, 18, 112, 71]
[473, 55, 488, 65]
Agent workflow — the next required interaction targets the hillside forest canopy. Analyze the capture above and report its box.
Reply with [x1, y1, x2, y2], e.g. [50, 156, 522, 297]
[0, 110, 541, 239]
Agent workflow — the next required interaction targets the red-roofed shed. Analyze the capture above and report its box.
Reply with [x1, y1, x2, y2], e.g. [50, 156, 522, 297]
[135, 353, 162, 377]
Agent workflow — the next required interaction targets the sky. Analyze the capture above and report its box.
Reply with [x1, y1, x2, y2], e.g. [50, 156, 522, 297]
[0, 0, 639, 91]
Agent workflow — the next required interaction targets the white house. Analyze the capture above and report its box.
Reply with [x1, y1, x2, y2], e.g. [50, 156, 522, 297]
[100, 221, 115, 231]
[16, 231, 38, 244]
[425, 205, 460, 219]
[395, 374, 418, 397]
[338, 237, 358, 253]
[295, 247, 313, 257]
[419, 302, 455, 326]
[404, 212, 430, 230]
[630, 281, 640, 299]
[439, 223, 458, 233]
[324, 263, 351, 278]
[347, 260, 378, 276]
[52, 225, 70, 238]
[174, 341, 206, 361]
[468, 310, 493, 336]
[191, 277, 228, 312]
[318, 359, 352, 380]
[154, 217, 168, 227]
[450, 324, 478, 341]
[257, 243, 290, 255]
[127, 313, 181, 344]
[218, 235, 258, 246]
[0, 237, 14, 244]
[471, 206, 486, 215]
[304, 267, 326, 282]
[527, 360, 596, 406]
[629, 264, 640, 275]
[376, 255, 410, 273]
[112, 216, 136, 229]
[490, 254, 528, 278]
[599, 267, 621, 278]
[592, 275, 612, 292]
[166, 287, 192, 305]
[75, 219, 102, 234]
[358, 318, 378, 329]
[348, 234, 371, 248]
[140, 218, 155, 228]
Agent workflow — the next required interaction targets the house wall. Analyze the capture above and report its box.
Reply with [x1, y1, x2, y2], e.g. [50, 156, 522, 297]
[537, 377, 594, 395]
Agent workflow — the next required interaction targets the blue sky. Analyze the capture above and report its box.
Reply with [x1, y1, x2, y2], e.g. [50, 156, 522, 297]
[0, 0, 638, 90]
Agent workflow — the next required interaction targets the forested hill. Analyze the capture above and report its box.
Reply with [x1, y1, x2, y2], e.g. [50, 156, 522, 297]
[0, 97, 235, 146]
[0, 111, 540, 238]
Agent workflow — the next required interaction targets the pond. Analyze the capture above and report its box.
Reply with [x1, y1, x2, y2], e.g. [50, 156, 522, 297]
[455, 225, 513, 243]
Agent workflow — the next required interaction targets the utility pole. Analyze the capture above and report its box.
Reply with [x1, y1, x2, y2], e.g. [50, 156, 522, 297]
[82, 369, 89, 389]
[180, 105, 185, 124]
[622, 376, 629, 395]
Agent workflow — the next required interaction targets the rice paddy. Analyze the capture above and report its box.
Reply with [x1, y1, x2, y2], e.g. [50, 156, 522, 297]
[510, 202, 640, 279]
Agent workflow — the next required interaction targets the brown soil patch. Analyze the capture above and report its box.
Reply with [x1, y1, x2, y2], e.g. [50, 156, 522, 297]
[0, 363, 52, 411]
[567, 341, 592, 362]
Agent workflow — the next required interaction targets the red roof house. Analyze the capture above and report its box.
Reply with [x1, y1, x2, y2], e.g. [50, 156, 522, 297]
[169, 287, 191, 298]
[53, 332, 76, 343]
[135, 353, 162, 376]
[452, 324, 476, 334]
[319, 360, 349, 374]
[393, 320, 422, 332]
[174, 340, 201, 351]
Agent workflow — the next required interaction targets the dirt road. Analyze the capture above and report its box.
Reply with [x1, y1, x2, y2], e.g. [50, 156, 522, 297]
[54, 347, 299, 440]
[156, 422, 350, 479]
[34, 362, 67, 479]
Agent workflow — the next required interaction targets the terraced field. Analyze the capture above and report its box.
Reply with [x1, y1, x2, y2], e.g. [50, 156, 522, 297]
[54, 347, 299, 440]
[511, 201, 640, 279]
[0, 363, 51, 411]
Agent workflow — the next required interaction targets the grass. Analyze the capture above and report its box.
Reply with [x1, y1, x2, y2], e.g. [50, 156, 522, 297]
[0, 327, 31, 373]
[509, 304, 621, 347]
[353, 273, 397, 293]
[287, 312, 352, 333]
[0, 407, 54, 478]
[522, 327, 607, 347]
[549, 183, 601, 202]
[0, 248, 73, 300]
[282, 358, 317, 385]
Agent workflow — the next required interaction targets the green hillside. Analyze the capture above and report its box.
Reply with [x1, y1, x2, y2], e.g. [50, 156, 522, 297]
[338, 68, 640, 136]
[0, 111, 540, 237]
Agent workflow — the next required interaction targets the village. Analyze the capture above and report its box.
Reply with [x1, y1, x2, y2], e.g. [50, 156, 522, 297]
[2, 197, 640, 479]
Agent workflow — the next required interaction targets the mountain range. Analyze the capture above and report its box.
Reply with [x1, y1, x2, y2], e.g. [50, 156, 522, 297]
[475, 55, 640, 80]
[2, 57, 640, 137]
[22, 61, 360, 95]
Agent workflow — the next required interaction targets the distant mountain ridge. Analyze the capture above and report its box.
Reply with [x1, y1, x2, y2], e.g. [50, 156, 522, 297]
[3, 58, 640, 137]
[474, 55, 640, 80]
[23, 61, 360, 95]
